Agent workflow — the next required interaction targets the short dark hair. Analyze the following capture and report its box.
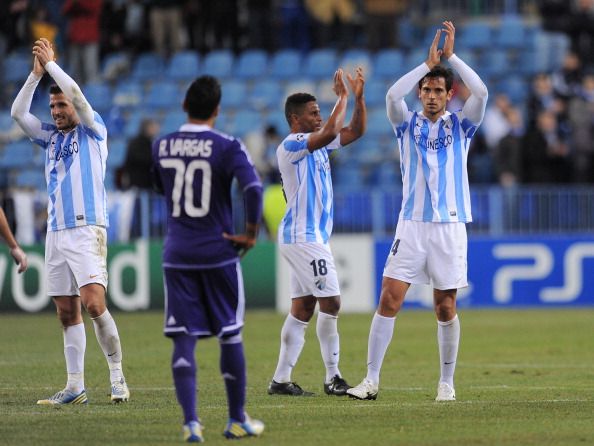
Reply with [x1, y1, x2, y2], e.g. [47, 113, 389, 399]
[184, 75, 221, 120]
[418, 65, 454, 91]
[284, 92, 317, 126]
[49, 83, 63, 95]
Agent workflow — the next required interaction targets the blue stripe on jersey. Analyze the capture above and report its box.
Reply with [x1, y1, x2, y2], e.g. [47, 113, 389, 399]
[402, 114, 418, 219]
[78, 127, 96, 223]
[282, 208, 293, 243]
[32, 137, 46, 147]
[418, 120, 434, 221]
[305, 156, 316, 242]
[460, 117, 476, 137]
[48, 133, 63, 230]
[451, 114, 467, 221]
[423, 182, 433, 221]
[318, 152, 330, 242]
[60, 132, 76, 226]
[284, 139, 303, 152]
[436, 120, 449, 220]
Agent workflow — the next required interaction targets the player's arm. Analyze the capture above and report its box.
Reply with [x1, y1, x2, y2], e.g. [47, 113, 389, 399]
[33, 38, 99, 131]
[0, 208, 27, 274]
[340, 67, 367, 146]
[386, 64, 427, 126]
[307, 69, 348, 152]
[223, 141, 264, 258]
[223, 184, 263, 258]
[386, 25, 445, 126]
[10, 56, 44, 138]
[441, 20, 488, 124]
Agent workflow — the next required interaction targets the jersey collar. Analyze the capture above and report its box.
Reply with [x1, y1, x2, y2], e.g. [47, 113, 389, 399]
[179, 123, 211, 132]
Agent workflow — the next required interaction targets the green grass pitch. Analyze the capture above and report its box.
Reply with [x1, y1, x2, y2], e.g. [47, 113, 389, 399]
[1, 309, 593, 445]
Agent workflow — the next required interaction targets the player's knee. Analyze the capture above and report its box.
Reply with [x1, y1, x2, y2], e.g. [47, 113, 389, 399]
[435, 300, 456, 321]
[318, 296, 340, 315]
[378, 289, 402, 316]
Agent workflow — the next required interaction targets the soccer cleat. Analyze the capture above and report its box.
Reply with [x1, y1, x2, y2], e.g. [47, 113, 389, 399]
[435, 382, 456, 401]
[37, 388, 88, 405]
[223, 413, 265, 439]
[111, 377, 130, 403]
[183, 420, 204, 443]
[346, 378, 378, 400]
[324, 375, 351, 396]
[267, 380, 314, 396]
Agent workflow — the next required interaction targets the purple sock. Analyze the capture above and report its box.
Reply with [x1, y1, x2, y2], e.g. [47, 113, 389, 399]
[220, 338, 246, 422]
[172, 335, 198, 424]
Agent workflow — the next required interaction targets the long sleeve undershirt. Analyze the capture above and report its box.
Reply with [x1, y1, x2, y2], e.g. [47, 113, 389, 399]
[10, 73, 43, 138]
[11, 61, 100, 137]
[386, 53, 488, 126]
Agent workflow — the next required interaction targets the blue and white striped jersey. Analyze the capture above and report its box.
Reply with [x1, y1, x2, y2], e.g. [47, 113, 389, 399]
[32, 113, 109, 231]
[276, 133, 341, 244]
[393, 110, 476, 223]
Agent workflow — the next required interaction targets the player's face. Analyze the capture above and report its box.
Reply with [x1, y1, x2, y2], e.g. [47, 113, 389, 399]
[294, 101, 323, 133]
[49, 93, 79, 131]
[418, 77, 453, 120]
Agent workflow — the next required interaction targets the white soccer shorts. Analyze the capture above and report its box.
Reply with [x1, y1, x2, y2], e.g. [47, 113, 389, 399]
[279, 242, 340, 298]
[45, 225, 108, 296]
[383, 220, 468, 290]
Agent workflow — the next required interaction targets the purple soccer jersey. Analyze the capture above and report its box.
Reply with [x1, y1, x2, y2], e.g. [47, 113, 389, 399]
[152, 123, 262, 337]
[152, 124, 262, 268]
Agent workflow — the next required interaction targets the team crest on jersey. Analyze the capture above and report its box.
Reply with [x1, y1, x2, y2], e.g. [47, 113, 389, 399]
[315, 277, 326, 290]
[296, 133, 305, 142]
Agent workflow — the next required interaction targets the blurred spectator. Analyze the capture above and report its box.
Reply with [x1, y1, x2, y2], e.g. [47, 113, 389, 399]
[29, 4, 59, 50]
[568, 71, 594, 183]
[526, 73, 558, 129]
[363, 0, 407, 50]
[494, 106, 525, 186]
[551, 51, 583, 100]
[566, 0, 594, 69]
[539, 0, 571, 33]
[146, 0, 184, 57]
[305, 0, 357, 49]
[123, 0, 151, 54]
[243, 124, 282, 185]
[62, 0, 103, 84]
[482, 93, 513, 151]
[1, 0, 30, 53]
[99, 0, 127, 57]
[278, 0, 312, 51]
[523, 110, 572, 183]
[245, 0, 276, 51]
[467, 131, 494, 184]
[118, 118, 160, 190]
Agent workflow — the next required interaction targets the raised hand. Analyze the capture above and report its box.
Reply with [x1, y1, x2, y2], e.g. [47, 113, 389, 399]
[32, 38, 55, 67]
[346, 67, 365, 99]
[442, 21, 456, 59]
[32, 55, 45, 77]
[332, 68, 348, 98]
[426, 29, 443, 69]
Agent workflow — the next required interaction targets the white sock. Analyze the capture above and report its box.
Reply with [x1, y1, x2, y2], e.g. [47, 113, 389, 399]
[272, 314, 308, 383]
[92, 310, 125, 382]
[366, 313, 396, 385]
[316, 312, 341, 382]
[64, 323, 85, 392]
[437, 315, 460, 388]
